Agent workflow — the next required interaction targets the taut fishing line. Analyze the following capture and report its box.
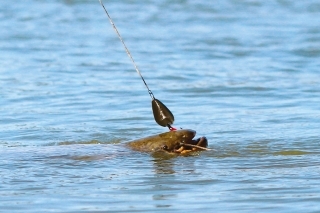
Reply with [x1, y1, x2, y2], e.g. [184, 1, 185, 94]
[99, 0, 175, 129]
[98, 0, 153, 99]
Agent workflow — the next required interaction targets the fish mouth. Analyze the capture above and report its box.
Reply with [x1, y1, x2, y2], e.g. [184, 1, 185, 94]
[162, 133, 208, 154]
[174, 136, 208, 154]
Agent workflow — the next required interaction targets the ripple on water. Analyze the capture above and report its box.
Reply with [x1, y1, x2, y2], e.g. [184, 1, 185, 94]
[1, 0, 320, 212]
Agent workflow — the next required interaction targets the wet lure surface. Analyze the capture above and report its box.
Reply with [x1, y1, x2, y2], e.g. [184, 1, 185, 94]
[126, 129, 208, 154]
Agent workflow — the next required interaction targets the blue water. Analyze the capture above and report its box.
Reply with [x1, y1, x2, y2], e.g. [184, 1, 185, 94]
[1, 0, 320, 212]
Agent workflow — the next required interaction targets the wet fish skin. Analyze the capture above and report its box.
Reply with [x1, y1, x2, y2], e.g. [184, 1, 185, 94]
[126, 129, 196, 152]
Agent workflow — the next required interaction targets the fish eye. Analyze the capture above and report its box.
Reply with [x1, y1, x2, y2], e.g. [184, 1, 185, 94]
[162, 145, 168, 150]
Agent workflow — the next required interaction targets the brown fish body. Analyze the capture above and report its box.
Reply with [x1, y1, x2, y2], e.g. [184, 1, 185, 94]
[126, 129, 208, 153]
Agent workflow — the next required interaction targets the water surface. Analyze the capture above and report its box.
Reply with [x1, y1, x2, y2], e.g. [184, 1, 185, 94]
[1, 0, 320, 212]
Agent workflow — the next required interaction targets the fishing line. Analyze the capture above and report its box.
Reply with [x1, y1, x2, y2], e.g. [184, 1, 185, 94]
[99, 0, 154, 100]
[99, 0, 175, 129]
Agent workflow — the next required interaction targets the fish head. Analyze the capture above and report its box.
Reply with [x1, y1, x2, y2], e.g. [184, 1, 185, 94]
[160, 129, 208, 153]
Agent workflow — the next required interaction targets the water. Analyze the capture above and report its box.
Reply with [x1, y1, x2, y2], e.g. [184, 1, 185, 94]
[1, 0, 320, 212]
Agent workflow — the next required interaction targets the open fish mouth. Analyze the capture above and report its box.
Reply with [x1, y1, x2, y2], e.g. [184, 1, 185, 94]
[163, 136, 209, 154]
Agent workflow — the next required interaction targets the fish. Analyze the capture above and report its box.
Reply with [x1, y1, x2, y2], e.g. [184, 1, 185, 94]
[126, 129, 208, 154]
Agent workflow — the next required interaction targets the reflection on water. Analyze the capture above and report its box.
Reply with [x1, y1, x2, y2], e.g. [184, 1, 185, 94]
[152, 153, 176, 174]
